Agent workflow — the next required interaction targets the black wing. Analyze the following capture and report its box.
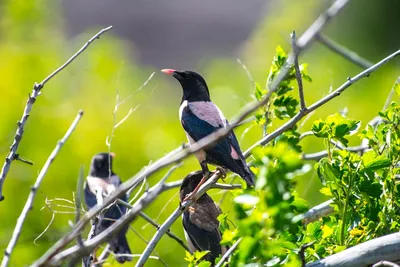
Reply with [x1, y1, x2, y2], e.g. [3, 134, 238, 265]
[182, 211, 222, 263]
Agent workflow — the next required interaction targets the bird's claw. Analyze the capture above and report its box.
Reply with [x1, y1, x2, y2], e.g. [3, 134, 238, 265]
[216, 167, 227, 180]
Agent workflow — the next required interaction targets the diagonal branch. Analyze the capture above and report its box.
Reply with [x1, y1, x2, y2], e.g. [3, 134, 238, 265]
[0, 26, 112, 202]
[315, 34, 373, 69]
[1, 111, 84, 267]
[215, 238, 242, 267]
[306, 232, 400, 267]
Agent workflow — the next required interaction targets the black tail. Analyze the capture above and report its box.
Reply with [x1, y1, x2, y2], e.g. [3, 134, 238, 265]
[111, 232, 132, 263]
[242, 165, 255, 187]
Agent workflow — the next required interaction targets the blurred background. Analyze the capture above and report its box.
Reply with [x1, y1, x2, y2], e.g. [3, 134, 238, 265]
[0, 0, 399, 266]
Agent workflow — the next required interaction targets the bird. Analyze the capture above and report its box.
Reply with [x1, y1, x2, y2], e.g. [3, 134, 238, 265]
[180, 171, 227, 264]
[161, 69, 254, 196]
[84, 152, 132, 264]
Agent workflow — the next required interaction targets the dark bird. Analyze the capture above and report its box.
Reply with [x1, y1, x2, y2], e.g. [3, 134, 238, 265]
[162, 69, 254, 196]
[84, 152, 132, 264]
[180, 171, 227, 264]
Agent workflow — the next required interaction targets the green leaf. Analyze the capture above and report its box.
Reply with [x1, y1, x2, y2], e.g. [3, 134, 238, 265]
[363, 155, 391, 172]
[312, 119, 329, 138]
[291, 197, 309, 212]
[197, 261, 212, 267]
[319, 187, 333, 196]
[194, 250, 210, 261]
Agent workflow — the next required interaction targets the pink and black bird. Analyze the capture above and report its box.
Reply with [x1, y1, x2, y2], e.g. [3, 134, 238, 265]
[162, 69, 254, 195]
[180, 171, 227, 264]
[84, 152, 132, 264]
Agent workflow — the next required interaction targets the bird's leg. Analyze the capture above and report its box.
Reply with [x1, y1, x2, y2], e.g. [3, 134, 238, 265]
[183, 162, 210, 202]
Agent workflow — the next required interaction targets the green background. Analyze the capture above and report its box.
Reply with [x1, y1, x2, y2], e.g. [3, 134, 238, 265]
[0, 0, 399, 266]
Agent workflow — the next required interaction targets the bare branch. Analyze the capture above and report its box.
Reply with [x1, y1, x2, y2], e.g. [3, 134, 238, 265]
[135, 208, 182, 267]
[302, 145, 369, 161]
[372, 261, 400, 267]
[0, 26, 112, 202]
[315, 34, 373, 69]
[1, 111, 84, 267]
[291, 30, 307, 111]
[215, 238, 242, 267]
[306, 232, 400, 267]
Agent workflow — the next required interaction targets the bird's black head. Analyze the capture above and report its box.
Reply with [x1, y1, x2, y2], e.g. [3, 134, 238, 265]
[161, 69, 210, 102]
[89, 152, 116, 178]
[179, 170, 207, 201]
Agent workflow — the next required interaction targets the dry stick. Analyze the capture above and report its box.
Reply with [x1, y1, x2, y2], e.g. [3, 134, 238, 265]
[291, 30, 307, 111]
[0, 26, 112, 202]
[215, 238, 242, 267]
[1, 111, 84, 267]
[29, 1, 369, 264]
[315, 34, 373, 69]
[306, 232, 400, 267]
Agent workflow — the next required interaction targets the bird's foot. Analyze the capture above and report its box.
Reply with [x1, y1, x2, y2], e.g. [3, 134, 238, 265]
[182, 172, 209, 202]
[216, 167, 227, 180]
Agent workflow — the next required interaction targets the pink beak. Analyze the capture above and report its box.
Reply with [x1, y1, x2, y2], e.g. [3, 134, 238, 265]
[161, 69, 176, 75]
[110, 152, 116, 158]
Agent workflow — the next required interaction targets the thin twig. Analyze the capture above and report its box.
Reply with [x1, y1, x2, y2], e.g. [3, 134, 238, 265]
[0, 26, 112, 202]
[302, 145, 369, 161]
[1, 111, 84, 267]
[299, 241, 316, 267]
[116, 199, 190, 252]
[383, 77, 400, 111]
[291, 30, 307, 111]
[236, 58, 255, 89]
[215, 238, 242, 267]
[315, 34, 373, 69]
[75, 166, 85, 247]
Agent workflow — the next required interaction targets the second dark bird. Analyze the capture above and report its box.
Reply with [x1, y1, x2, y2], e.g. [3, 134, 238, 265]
[180, 171, 227, 264]
[162, 69, 254, 195]
[84, 152, 132, 264]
